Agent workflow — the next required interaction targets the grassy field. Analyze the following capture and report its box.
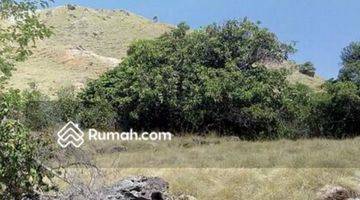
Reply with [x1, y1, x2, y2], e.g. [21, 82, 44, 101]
[53, 136, 360, 199]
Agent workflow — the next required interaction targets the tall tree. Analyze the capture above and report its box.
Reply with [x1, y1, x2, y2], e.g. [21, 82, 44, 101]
[339, 42, 360, 85]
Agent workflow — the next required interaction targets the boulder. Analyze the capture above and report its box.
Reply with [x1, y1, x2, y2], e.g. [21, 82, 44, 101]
[99, 176, 170, 200]
[317, 185, 359, 200]
[36, 176, 196, 200]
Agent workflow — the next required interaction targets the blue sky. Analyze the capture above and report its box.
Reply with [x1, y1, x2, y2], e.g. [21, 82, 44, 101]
[53, 0, 360, 79]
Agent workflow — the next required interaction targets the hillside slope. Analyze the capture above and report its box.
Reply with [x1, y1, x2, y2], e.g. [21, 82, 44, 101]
[7, 5, 324, 96]
[8, 5, 172, 96]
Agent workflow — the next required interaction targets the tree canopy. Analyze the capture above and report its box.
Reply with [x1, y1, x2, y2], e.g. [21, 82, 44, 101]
[81, 20, 296, 138]
[339, 42, 360, 85]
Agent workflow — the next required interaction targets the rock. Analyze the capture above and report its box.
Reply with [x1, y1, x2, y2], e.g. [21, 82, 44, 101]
[317, 185, 359, 200]
[37, 176, 196, 200]
[99, 176, 170, 200]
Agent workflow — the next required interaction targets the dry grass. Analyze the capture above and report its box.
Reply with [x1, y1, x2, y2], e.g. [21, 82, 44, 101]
[264, 61, 325, 90]
[74, 136, 360, 168]
[54, 136, 360, 199]
[7, 6, 172, 96]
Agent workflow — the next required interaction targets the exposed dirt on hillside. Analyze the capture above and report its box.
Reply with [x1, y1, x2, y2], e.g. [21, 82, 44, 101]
[7, 5, 172, 96]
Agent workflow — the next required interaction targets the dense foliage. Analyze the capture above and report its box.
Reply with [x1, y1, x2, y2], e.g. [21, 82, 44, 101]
[81, 21, 360, 139]
[0, 90, 54, 199]
[81, 20, 298, 138]
[339, 42, 360, 86]
[309, 81, 360, 138]
[0, 0, 53, 198]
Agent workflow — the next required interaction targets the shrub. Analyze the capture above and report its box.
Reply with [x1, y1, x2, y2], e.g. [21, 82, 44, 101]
[54, 86, 81, 123]
[278, 83, 315, 138]
[299, 61, 316, 77]
[0, 0, 54, 198]
[81, 20, 295, 139]
[309, 81, 360, 138]
[78, 98, 117, 130]
[23, 86, 55, 131]
[0, 91, 54, 199]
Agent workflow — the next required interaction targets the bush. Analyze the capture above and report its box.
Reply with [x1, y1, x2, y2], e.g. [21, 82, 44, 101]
[0, 91, 53, 199]
[23, 86, 55, 131]
[299, 61, 316, 77]
[278, 83, 315, 138]
[0, 1, 54, 198]
[54, 86, 81, 123]
[0, 86, 56, 131]
[309, 81, 360, 138]
[81, 20, 296, 139]
[78, 98, 117, 130]
[53, 86, 117, 130]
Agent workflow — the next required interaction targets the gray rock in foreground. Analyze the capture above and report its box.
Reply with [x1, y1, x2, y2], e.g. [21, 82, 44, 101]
[37, 176, 196, 200]
[99, 176, 170, 200]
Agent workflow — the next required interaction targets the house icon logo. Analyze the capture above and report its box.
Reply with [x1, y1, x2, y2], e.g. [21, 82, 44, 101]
[57, 121, 85, 148]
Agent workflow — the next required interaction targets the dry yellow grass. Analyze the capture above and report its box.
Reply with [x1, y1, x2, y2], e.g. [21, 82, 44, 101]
[53, 136, 360, 199]
[264, 61, 325, 90]
[73, 136, 360, 168]
[7, 6, 172, 96]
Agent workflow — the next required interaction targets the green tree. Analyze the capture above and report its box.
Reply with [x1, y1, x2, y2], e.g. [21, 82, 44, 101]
[341, 42, 360, 65]
[339, 42, 360, 85]
[81, 20, 295, 139]
[0, 0, 53, 198]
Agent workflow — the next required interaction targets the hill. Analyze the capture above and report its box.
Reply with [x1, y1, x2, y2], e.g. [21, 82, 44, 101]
[7, 5, 324, 96]
[7, 5, 172, 96]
